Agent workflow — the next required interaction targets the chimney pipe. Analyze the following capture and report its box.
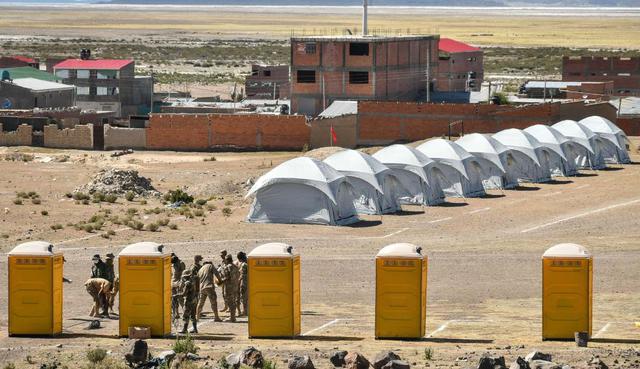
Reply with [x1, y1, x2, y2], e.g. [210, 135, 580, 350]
[363, 0, 368, 36]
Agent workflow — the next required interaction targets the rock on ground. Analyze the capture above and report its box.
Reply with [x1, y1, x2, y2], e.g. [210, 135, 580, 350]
[228, 347, 264, 369]
[344, 352, 371, 369]
[478, 356, 507, 369]
[124, 339, 148, 365]
[289, 356, 315, 369]
[373, 351, 401, 369]
[525, 352, 552, 363]
[330, 351, 348, 367]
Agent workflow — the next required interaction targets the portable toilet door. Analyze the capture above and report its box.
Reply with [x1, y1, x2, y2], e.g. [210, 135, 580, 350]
[118, 242, 171, 337]
[375, 243, 427, 339]
[542, 243, 593, 340]
[8, 241, 63, 336]
[248, 243, 301, 338]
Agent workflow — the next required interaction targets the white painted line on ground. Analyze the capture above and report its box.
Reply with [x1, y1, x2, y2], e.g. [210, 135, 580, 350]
[428, 217, 452, 224]
[427, 320, 457, 338]
[542, 191, 562, 197]
[302, 319, 341, 336]
[575, 184, 591, 190]
[467, 207, 491, 215]
[593, 322, 611, 338]
[521, 198, 640, 233]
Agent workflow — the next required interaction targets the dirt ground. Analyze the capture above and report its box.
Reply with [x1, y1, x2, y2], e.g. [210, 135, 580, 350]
[0, 140, 639, 368]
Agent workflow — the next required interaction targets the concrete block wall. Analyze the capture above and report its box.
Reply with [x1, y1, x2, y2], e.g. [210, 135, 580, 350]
[311, 115, 358, 149]
[146, 114, 310, 151]
[44, 124, 93, 149]
[104, 124, 146, 150]
[0, 124, 33, 146]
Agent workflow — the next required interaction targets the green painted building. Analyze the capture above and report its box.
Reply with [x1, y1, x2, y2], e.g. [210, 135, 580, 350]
[0, 67, 60, 82]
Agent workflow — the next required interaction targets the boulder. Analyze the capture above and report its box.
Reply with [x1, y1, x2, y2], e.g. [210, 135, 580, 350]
[330, 351, 349, 367]
[382, 360, 410, 369]
[88, 320, 100, 329]
[124, 339, 149, 365]
[289, 356, 315, 369]
[241, 347, 265, 368]
[529, 361, 563, 369]
[158, 350, 177, 363]
[509, 357, 531, 369]
[345, 352, 371, 369]
[478, 356, 507, 369]
[373, 352, 401, 369]
[227, 353, 242, 369]
[525, 352, 552, 363]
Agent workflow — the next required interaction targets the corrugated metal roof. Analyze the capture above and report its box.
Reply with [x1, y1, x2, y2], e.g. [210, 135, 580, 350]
[9, 78, 75, 92]
[11, 56, 36, 63]
[439, 38, 480, 53]
[0, 67, 59, 82]
[318, 100, 358, 119]
[53, 59, 133, 70]
[525, 81, 583, 89]
[611, 97, 640, 116]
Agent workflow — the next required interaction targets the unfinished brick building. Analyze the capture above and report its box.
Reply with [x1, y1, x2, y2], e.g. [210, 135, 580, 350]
[562, 56, 640, 97]
[245, 64, 290, 99]
[290, 35, 439, 116]
[436, 38, 483, 93]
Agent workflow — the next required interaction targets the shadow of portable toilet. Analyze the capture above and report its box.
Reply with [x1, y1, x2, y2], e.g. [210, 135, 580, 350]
[118, 242, 171, 337]
[542, 243, 593, 340]
[248, 243, 300, 338]
[375, 243, 427, 339]
[8, 241, 63, 337]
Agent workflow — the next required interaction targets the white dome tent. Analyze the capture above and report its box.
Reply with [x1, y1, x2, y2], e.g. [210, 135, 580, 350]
[246, 157, 359, 226]
[524, 124, 577, 176]
[372, 145, 446, 206]
[579, 116, 630, 164]
[416, 139, 503, 196]
[493, 129, 561, 183]
[552, 120, 605, 170]
[456, 133, 520, 189]
[324, 149, 403, 215]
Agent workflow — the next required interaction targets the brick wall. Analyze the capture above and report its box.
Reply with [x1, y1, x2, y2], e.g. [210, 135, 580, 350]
[617, 116, 640, 136]
[311, 115, 358, 149]
[44, 124, 93, 149]
[104, 124, 146, 150]
[0, 123, 32, 146]
[146, 114, 310, 151]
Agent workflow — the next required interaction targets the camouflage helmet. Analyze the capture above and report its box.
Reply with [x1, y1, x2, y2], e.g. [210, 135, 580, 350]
[194, 255, 203, 262]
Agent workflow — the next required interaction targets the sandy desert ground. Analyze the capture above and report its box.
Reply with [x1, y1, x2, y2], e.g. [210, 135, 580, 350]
[0, 139, 639, 368]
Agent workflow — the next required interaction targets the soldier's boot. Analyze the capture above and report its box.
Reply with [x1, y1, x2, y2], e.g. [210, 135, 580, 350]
[189, 320, 198, 334]
[213, 300, 222, 322]
[225, 305, 236, 323]
[179, 322, 188, 334]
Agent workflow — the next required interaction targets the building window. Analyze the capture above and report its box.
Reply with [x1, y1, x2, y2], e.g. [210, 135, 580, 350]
[618, 73, 631, 76]
[77, 87, 89, 95]
[97, 70, 118, 79]
[77, 70, 90, 79]
[569, 72, 581, 76]
[349, 43, 369, 56]
[297, 70, 316, 84]
[264, 70, 272, 77]
[349, 71, 369, 84]
[304, 43, 317, 54]
[97, 87, 108, 95]
[55, 69, 69, 79]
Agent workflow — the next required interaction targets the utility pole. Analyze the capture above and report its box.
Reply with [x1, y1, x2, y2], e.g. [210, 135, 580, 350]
[149, 66, 154, 114]
[487, 81, 492, 103]
[322, 74, 326, 111]
[273, 82, 277, 100]
[362, 0, 368, 36]
[543, 80, 547, 103]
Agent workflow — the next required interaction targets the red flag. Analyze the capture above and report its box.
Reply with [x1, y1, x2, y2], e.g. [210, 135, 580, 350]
[330, 125, 338, 144]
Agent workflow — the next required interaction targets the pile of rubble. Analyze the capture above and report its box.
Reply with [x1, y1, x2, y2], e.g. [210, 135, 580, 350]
[75, 168, 161, 197]
[477, 351, 610, 369]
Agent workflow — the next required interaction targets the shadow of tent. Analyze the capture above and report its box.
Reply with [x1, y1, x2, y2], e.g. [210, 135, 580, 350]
[546, 179, 574, 185]
[347, 220, 382, 228]
[599, 167, 624, 171]
[479, 193, 506, 199]
[435, 202, 468, 207]
[573, 173, 599, 177]
[393, 209, 426, 216]
[511, 185, 541, 191]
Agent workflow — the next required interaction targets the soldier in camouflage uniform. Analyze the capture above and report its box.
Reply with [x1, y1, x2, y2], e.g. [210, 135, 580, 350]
[91, 254, 109, 280]
[218, 254, 239, 322]
[178, 269, 199, 334]
[85, 277, 112, 318]
[171, 253, 186, 317]
[237, 252, 248, 317]
[104, 253, 116, 284]
[196, 261, 222, 321]
[219, 250, 228, 312]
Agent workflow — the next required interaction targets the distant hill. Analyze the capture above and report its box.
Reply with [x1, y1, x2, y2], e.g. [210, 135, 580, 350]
[96, 0, 640, 6]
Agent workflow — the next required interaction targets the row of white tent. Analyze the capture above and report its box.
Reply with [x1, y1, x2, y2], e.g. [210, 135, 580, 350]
[245, 116, 631, 226]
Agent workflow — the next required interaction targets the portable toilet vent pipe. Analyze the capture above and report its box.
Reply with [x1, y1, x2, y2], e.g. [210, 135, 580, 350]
[542, 243, 593, 340]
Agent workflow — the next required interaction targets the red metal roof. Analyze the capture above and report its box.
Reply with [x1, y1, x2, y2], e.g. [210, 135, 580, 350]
[53, 59, 133, 70]
[439, 38, 481, 53]
[11, 56, 36, 63]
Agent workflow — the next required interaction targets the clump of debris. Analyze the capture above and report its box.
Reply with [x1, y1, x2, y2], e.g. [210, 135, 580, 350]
[76, 168, 161, 197]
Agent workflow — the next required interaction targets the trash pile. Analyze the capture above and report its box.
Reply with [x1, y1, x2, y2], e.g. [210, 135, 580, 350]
[76, 168, 160, 197]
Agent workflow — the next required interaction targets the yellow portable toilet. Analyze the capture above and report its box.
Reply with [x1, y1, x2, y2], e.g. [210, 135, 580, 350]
[8, 241, 63, 336]
[375, 243, 427, 339]
[119, 242, 171, 337]
[248, 243, 300, 338]
[542, 243, 593, 340]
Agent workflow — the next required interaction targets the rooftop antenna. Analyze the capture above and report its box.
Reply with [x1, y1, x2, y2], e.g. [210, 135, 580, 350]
[363, 0, 368, 36]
